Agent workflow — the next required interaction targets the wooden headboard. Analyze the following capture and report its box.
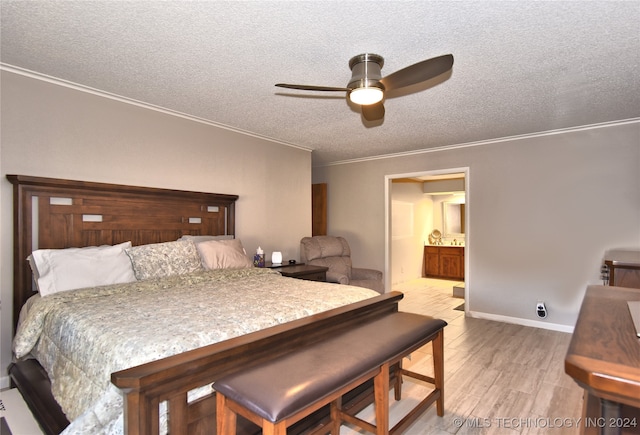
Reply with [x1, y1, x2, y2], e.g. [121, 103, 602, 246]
[8, 174, 238, 332]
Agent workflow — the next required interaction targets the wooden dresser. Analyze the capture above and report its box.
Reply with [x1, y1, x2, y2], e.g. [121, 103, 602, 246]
[423, 245, 464, 280]
[604, 250, 640, 289]
[565, 285, 640, 435]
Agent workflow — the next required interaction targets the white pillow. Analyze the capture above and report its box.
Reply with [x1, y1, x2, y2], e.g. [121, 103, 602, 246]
[28, 242, 137, 297]
[196, 239, 253, 269]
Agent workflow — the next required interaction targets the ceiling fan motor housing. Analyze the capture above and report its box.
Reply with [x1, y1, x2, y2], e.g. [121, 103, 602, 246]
[347, 53, 385, 91]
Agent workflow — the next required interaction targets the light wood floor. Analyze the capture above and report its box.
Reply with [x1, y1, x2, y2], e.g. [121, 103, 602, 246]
[342, 278, 584, 434]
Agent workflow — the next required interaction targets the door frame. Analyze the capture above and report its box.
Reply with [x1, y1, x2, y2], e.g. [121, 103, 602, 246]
[384, 167, 470, 304]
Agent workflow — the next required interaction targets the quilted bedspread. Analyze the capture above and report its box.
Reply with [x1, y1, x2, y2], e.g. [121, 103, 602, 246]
[13, 267, 378, 434]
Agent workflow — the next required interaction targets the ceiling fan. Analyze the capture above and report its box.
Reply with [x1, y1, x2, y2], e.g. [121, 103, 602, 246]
[275, 53, 454, 121]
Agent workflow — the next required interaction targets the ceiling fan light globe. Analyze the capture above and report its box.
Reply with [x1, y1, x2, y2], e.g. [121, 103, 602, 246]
[349, 87, 384, 105]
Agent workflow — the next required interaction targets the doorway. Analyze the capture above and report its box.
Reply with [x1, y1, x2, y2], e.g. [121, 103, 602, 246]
[385, 168, 469, 306]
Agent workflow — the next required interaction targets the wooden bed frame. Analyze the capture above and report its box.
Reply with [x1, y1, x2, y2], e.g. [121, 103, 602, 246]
[7, 175, 402, 435]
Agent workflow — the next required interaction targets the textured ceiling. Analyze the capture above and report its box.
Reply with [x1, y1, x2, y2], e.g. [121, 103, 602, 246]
[1, 1, 639, 166]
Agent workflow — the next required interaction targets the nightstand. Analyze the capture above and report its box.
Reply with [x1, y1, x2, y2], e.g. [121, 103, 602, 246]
[265, 261, 303, 269]
[272, 264, 329, 282]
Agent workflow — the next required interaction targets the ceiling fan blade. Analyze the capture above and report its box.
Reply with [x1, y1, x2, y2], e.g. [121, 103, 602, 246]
[362, 102, 385, 121]
[275, 83, 350, 92]
[380, 54, 454, 91]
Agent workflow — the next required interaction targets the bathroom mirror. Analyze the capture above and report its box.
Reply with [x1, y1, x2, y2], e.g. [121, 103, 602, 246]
[443, 202, 465, 237]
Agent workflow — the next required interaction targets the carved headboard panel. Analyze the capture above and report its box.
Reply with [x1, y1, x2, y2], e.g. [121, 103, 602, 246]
[8, 174, 238, 331]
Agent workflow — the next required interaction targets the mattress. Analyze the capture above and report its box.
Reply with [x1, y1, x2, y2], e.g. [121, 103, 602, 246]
[13, 267, 378, 434]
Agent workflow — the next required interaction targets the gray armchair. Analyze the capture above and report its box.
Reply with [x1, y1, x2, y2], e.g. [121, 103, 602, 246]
[300, 236, 384, 294]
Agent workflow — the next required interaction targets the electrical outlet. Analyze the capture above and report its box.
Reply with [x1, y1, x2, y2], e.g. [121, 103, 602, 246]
[536, 302, 547, 319]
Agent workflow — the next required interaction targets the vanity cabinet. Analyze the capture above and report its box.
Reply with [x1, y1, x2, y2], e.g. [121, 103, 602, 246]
[423, 246, 464, 280]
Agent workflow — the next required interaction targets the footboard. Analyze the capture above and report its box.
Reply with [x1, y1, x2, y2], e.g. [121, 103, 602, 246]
[111, 291, 403, 435]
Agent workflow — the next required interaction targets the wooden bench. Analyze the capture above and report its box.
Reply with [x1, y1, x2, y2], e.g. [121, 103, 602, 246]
[214, 312, 446, 435]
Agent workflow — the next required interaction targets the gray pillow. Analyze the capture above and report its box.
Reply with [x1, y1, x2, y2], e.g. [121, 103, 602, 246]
[125, 240, 202, 280]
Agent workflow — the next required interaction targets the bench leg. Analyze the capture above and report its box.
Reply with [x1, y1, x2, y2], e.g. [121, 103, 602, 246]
[263, 421, 287, 435]
[394, 360, 403, 401]
[433, 330, 445, 417]
[374, 362, 390, 435]
[216, 392, 237, 435]
[330, 397, 342, 435]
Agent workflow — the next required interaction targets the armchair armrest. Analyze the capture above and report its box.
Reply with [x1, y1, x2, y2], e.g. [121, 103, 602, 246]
[351, 267, 383, 282]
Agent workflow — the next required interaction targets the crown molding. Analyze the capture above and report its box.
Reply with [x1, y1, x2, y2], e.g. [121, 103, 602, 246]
[321, 117, 640, 167]
[0, 63, 312, 153]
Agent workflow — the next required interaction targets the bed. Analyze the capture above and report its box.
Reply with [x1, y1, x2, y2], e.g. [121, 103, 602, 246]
[7, 175, 401, 435]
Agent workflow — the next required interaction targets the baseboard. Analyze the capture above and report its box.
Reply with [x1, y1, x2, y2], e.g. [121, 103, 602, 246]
[467, 310, 574, 333]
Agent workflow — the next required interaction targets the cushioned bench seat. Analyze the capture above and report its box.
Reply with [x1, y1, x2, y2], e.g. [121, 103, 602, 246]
[215, 312, 446, 435]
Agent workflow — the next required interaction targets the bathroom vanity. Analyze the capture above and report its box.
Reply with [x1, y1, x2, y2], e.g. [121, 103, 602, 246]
[423, 245, 465, 280]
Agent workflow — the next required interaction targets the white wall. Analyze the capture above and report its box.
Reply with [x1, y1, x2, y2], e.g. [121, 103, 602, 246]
[390, 182, 433, 285]
[0, 70, 312, 386]
[314, 121, 640, 331]
[389, 187, 466, 286]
